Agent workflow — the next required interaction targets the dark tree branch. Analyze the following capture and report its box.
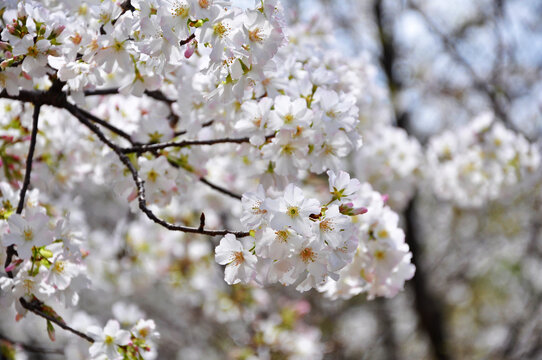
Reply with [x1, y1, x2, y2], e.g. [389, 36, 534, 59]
[84, 88, 175, 104]
[199, 177, 242, 200]
[19, 298, 94, 343]
[122, 134, 275, 153]
[180, 33, 196, 46]
[16, 104, 41, 214]
[5, 104, 41, 278]
[373, 1, 450, 358]
[64, 102, 249, 237]
[71, 106, 134, 143]
[0, 102, 95, 345]
[403, 197, 450, 360]
[173, 120, 214, 137]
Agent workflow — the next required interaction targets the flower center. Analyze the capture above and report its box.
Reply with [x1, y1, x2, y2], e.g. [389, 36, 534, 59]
[139, 327, 149, 338]
[275, 230, 289, 243]
[172, 4, 189, 18]
[213, 22, 229, 38]
[54, 260, 65, 273]
[105, 335, 115, 345]
[198, 0, 210, 8]
[251, 201, 267, 215]
[147, 169, 158, 183]
[319, 219, 333, 232]
[248, 28, 264, 42]
[23, 227, 34, 242]
[299, 247, 315, 263]
[281, 144, 294, 155]
[284, 114, 294, 124]
[287, 206, 299, 218]
[377, 229, 389, 238]
[374, 249, 386, 261]
[232, 251, 245, 266]
[27, 45, 39, 57]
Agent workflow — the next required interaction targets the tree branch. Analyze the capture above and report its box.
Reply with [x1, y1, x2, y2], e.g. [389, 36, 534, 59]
[4, 104, 41, 278]
[16, 104, 40, 214]
[63, 102, 249, 237]
[199, 177, 242, 200]
[19, 298, 94, 343]
[122, 134, 275, 153]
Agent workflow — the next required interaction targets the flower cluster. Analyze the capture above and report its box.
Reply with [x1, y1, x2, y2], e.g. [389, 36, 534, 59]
[88, 318, 159, 360]
[318, 182, 415, 300]
[216, 170, 414, 294]
[0, 184, 89, 313]
[0, 0, 284, 101]
[426, 113, 540, 208]
[355, 125, 423, 210]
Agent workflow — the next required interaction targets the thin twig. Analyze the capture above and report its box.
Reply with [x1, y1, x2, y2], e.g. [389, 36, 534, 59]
[5, 104, 41, 278]
[180, 33, 196, 46]
[16, 104, 41, 214]
[199, 178, 242, 200]
[64, 102, 249, 237]
[19, 298, 94, 343]
[1, 90, 248, 229]
[173, 120, 214, 137]
[122, 133, 275, 153]
[73, 106, 134, 144]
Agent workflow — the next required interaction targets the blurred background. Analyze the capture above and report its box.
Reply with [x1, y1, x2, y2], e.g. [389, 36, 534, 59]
[267, 0, 542, 359]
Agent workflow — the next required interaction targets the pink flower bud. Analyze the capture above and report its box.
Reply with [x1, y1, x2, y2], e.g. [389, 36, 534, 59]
[6, 24, 16, 35]
[5, 262, 16, 272]
[294, 300, 311, 316]
[184, 42, 196, 59]
[353, 207, 368, 215]
[52, 25, 65, 37]
[382, 194, 389, 203]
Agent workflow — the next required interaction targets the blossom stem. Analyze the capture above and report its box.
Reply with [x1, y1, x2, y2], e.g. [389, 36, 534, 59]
[19, 298, 95, 343]
[122, 133, 275, 153]
[64, 102, 250, 237]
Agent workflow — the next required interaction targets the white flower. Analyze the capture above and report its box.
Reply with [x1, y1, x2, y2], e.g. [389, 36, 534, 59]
[270, 95, 311, 131]
[215, 234, 257, 285]
[327, 170, 361, 202]
[133, 319, 160, 341]
[2, 212, 54, 260]
[240, 184, 268, 230]
[88, 320, 131, 360]
[46, 254, 79, 290]
[264, 184, 320, 237]
[313, 205, 351, 248]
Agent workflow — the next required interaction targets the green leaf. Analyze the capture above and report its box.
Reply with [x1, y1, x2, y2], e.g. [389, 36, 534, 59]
[46, 320, 56, 341]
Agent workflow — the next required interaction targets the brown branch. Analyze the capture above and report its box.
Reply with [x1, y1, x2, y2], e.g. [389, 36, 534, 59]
[122, 133, 275, 153]
[0, 89, 133, 144]
[16, 104, 41, 214]
[4, 104, 41, 278]
[64, 102, 249, 237]
[71, 106, 134, 144]
[84, 88, 175, 104]
[199, 177, 242, 200]
[173, 120, 214, 137]
[373, 2, 450, 358]
[19, 298, 94, 343]
[1, 89, 250, 237]
[180, 33, 196, 46]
